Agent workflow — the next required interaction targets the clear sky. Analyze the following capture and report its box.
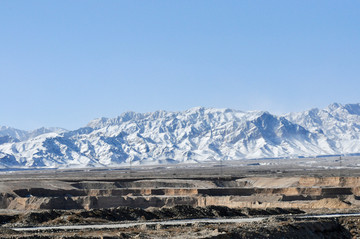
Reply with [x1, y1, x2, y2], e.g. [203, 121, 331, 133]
[1, 1, 360, 130]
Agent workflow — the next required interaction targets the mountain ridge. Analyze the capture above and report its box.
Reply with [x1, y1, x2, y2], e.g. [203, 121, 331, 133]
[0, 103, 359, 168]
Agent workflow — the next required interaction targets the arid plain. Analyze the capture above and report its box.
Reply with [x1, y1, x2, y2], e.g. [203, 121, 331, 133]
[1, 156, 360, 238]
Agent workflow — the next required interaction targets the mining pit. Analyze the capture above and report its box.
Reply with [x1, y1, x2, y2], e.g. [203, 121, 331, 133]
[0, 157, 360, 238]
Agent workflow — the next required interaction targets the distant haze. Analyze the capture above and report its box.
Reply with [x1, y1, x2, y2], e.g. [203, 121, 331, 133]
[1, 1, 359, 130]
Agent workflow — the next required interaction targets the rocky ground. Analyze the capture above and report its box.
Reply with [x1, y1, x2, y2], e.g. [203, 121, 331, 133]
[0, 158, 359, 238]
[0, 214, 359, 238]
[0, 205, 303, 226]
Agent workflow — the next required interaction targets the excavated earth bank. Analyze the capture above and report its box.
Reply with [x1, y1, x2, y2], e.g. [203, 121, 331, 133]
[1, 176, 360, 211]
[0, 164, 360, 238]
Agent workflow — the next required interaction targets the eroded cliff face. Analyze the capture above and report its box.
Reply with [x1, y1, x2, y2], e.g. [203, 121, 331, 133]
[1, 177, 360, 211]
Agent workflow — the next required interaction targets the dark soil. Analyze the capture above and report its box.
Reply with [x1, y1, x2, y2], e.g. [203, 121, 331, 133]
[208, 218, 353, 239]
[2, 205, 304, 226]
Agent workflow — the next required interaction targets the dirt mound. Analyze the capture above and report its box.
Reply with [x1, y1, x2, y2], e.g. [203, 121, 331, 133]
[19, 210, 62, 225]
[117, 179, 217, 188]
[71, 182, 119, 189]
[4, 206, 304, 227]
[78, 207, 155, 221]
[149, 205, 247, 219]
[4, 216, 360, 239]
[216, 219, 352, 239]
[339, 216, 360, 238]
[242, 177, 300, 188]
[299, 177, 360, 187]
[1, 176, 360, 211]
[308, 198, 351, 209]
[0, 214, 19, 224]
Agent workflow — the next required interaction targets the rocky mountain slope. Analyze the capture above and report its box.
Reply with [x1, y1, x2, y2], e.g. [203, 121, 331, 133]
[0, 103, 359, 168]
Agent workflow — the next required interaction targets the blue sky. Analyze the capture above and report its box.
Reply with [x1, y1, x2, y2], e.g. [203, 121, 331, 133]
[1, 1, 360, 130]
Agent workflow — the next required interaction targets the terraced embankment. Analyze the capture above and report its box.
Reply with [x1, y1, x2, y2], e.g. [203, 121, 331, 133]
[0, 166, 360, 238]
[1, 176, 360, 211]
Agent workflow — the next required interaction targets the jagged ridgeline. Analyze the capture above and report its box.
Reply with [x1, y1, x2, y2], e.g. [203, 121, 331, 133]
[1, 103, 360, 168]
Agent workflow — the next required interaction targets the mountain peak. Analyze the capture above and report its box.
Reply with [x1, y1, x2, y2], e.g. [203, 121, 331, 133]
[327, 102, 343, 111]
[1, 104, 360, 168]
[87, 117, 109, 129]
[344, 103, 360, 116]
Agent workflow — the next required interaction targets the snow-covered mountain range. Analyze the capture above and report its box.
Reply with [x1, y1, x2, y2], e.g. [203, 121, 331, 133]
[1, 103, 360, 168]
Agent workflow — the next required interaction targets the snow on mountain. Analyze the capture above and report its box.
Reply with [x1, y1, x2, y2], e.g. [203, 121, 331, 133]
[0, 126, 67, 142]
[27, 127, 68, 139]
[0, 126, 28, 141]
[285, 103, 360, 153]
[0, 104, 359, 168]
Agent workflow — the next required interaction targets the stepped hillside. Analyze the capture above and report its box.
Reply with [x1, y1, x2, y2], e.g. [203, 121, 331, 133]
[0, 103, 359, 168]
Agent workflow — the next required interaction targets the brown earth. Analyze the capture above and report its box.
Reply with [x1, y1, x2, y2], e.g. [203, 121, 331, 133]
[1, 215, 359, 238]
[0, 176, 359, 211]
[0, 163, 360, 238]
